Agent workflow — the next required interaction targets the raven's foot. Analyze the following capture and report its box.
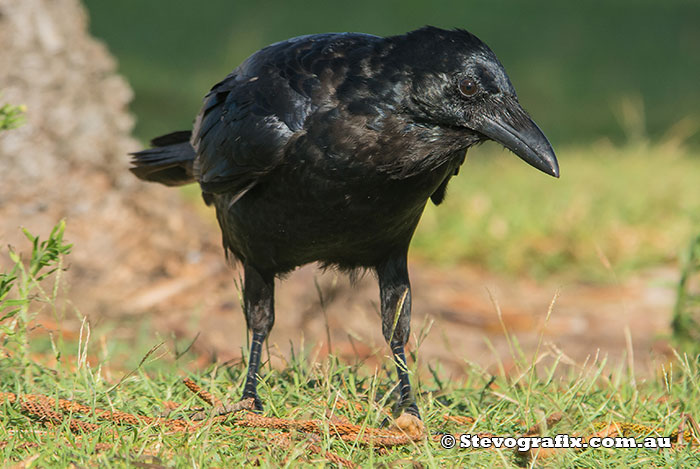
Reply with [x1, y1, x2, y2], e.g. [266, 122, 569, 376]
[241, 391, 264, 412]
[381, 400, 422, 427]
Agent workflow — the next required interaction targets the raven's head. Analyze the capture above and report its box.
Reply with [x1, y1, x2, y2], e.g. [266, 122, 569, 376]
[390, 27, 559, 178]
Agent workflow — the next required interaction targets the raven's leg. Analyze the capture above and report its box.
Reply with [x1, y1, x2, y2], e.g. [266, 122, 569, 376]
[377, 256, 421, 419]
[240, 264, 274, 411]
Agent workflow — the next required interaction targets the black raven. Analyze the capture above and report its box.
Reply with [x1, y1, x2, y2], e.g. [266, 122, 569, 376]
[130, 26, 558, 419]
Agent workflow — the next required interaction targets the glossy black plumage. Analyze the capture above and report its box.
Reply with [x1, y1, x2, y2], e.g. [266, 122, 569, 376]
[130, 26, 558, 417]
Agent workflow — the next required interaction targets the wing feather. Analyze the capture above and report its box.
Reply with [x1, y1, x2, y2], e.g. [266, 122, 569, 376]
[191, 33, 384, 197]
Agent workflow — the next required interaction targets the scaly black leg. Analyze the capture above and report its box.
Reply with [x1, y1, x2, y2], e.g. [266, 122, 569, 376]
[392, 344, 421, 418]
[241, 331, 266, 410]
[378, 255, 421, 420]
[240, 264, 274, 411]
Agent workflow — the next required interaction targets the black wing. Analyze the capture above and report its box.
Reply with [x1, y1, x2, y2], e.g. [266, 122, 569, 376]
[191, 33, 381, 197]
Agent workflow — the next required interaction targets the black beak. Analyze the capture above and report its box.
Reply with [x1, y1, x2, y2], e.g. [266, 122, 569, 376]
[477, 110, 559, 178]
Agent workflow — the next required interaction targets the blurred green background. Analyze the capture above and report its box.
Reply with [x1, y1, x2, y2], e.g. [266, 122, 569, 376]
[82, 0, 700, 281]
[83, 0, 700, 146]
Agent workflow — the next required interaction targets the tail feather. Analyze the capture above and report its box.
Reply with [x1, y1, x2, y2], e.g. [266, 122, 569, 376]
[130, 131, 196, 186]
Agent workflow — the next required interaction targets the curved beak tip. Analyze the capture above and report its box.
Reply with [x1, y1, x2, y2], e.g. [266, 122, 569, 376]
[541, 152, 560, 178]
[550, 163, 560, 178]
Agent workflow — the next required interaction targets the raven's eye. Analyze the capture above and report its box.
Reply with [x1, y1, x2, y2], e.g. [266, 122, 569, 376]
[459, 78, 478, 97]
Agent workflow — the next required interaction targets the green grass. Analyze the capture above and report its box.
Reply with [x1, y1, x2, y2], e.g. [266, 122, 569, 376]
[3, 316, 700, 466]
[0, 101, 25, 131]
[2, 224, 700, 467]
[673, 234, 700, 351]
